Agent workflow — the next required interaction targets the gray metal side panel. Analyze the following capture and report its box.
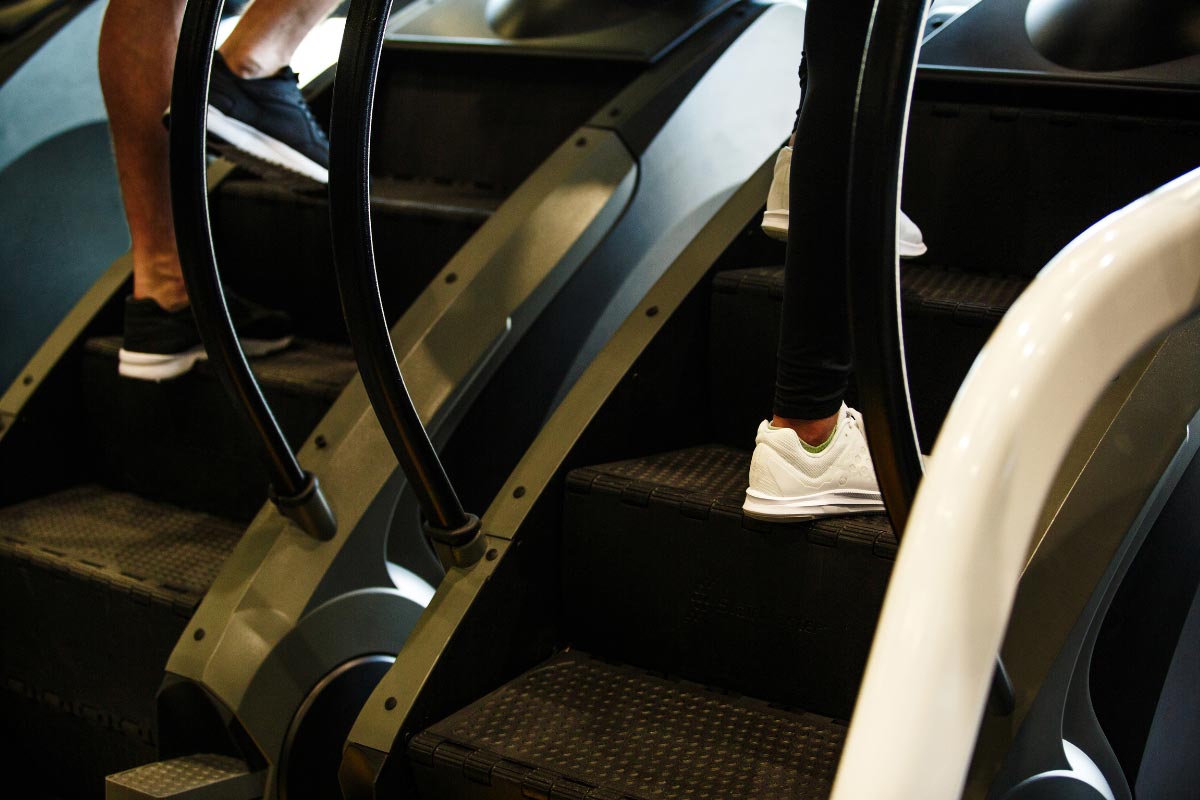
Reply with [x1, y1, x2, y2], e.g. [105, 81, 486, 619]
[165, 132, 638, 796]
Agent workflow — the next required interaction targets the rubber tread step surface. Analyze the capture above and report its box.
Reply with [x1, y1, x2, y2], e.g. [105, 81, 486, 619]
[0, 484, 241, 606]
[85, 336, 356, 400]
[713, 263, 1030, 326]
[106, 754, 263, 800]
[566, 445, 894, 553]
[413, 651, 846, 800]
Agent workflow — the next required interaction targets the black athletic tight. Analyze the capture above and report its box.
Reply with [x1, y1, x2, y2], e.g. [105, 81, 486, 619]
[773, 0, 875, 420]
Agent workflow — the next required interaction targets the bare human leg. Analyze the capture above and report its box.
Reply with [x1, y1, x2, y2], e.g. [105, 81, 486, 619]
[98, 0, 189, 311]
[99, 0, 341, 312]
[219, 0, 343, 79]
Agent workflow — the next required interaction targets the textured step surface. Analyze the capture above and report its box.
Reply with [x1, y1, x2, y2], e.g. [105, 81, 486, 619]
[0, 487, 243, 797]
[0, 484, 241, 606]
[709, 264, 1030, 450]
[82, 337, 355, 520]
[564, 446, 893, 718]
[712, 263, 1029, 326]
[412, 651, 846, 800]
[106, 754, 263, 800]
[899, 265, 1030, 323]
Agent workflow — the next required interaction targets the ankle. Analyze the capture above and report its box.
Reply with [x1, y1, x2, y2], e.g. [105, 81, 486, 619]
[134, 289, 189, 313]
[218, 47, 284, 80]
[133, 261, 189, 312]
[772, 412, 838, 448]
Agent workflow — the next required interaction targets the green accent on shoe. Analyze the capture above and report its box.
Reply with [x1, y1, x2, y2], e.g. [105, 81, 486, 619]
[801, 423, 837, 454]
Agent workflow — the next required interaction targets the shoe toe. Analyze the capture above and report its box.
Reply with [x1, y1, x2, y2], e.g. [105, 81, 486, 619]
[898, 211, 927, 257]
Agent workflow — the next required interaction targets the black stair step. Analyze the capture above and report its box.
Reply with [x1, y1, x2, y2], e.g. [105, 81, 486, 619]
[0, 484, 241, 605]
[84, 335, 356, 400]
[563, 446, 894, 719]
[82, 337, 356, 520]
[709, 263, 1030, 450]
[411, 651, 846, 800]
[899, 265, 1029, 324]
[210, 177, 501, 344]
[713, 263, 1029, 326]
[0, 486, 242, 789]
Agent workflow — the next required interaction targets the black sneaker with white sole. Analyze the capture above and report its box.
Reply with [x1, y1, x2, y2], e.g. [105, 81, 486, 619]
[204, 52, 329, 188]
[119, 294, 294, 381]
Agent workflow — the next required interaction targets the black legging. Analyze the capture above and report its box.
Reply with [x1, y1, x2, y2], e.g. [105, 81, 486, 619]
[773, 0, 874, 420]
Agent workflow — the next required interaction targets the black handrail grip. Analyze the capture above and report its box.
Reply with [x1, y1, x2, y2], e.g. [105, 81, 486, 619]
[846, 0, 927, 536]
[846, 0, 1015, 716]
[328, 0, 480, 548]
[169, 0, 335, 541]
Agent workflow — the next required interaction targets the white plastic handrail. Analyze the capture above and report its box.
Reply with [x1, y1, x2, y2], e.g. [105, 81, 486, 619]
[831, 165, 1200, 799]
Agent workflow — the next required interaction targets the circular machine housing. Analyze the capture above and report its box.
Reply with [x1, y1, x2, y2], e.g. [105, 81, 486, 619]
[279, 655, 395, 800]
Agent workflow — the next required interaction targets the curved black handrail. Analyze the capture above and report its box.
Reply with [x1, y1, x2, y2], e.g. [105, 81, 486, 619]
[846, 0, 1014, 714]
[328, 0, 481, 555]
[169, 0, 335, 540]
[845, 0, 927, 537]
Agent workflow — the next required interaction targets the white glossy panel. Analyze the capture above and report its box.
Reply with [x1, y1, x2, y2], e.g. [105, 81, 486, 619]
[832, 166, 1200, 799]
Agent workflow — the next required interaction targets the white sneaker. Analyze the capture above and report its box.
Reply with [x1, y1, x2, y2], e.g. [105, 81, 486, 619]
[743, 404, 885, 520]
[761, 145, 928, 258]
[761, 146, 792, 241]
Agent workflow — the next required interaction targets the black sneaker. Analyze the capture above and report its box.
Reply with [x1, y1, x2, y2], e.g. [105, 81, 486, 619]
[204, 52, 329, 188]
[119, 293, 294, 381]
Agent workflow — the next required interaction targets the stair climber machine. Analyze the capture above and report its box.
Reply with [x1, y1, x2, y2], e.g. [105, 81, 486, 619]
[0, 0, 807, 797]
[331, 1, 1200, 799]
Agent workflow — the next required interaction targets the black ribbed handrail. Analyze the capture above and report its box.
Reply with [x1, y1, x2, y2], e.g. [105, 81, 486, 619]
[846, 0, 1014, 715]
[845, 0, 927, 537]
[327, 0, 481, 553]
[169, 0, 335, 540]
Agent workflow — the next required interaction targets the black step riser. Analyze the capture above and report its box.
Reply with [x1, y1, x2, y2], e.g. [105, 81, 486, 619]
[372, 49, 639, 197]
[1, 689, 156, 800]
[82, 351, 336, 520]
[211, 184, 486, 344]
[0, 484, 241, 795]
[709, 269, 1011, 451]
[0, 552, 181, 796]
[905, 99, 1200, 278]
[563, 488, 893, 720]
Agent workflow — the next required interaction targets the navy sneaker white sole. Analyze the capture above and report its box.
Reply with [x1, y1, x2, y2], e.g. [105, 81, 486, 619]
[118, 336, 293, 382]
[742, 487, 885, 521]
[206, 105, 328, 185]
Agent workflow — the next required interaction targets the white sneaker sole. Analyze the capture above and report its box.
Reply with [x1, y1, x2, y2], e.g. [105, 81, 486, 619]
[761, 211, 928, 258]
[900, 238, 928, 258]
[742, 487, 885, 521]
[762, 210, 788, 242]
[206, 105, 328, 184]
[118, 336, 293, 382]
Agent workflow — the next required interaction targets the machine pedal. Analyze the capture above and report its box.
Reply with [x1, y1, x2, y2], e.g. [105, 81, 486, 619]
[105, 755, 264, 800]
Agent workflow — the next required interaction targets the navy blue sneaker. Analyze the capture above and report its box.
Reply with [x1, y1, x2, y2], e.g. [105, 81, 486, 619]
[204, 52, 329, 187]
[119, 293, 293, 381]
